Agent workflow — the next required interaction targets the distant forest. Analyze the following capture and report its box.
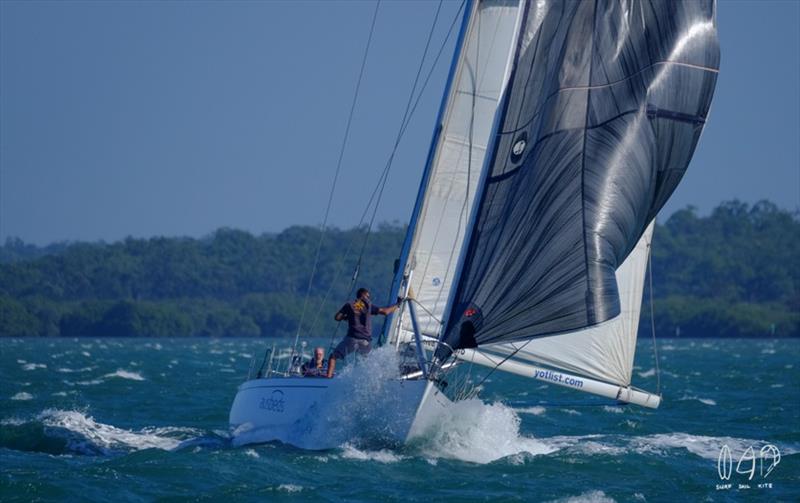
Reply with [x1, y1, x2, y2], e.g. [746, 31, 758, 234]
[1, 200, 797, 338]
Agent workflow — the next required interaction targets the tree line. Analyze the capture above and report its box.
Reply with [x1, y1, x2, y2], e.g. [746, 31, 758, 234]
[1, 201, 797, 338]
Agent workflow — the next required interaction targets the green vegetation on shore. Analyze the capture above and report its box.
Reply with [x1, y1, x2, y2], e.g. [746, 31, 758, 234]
[1, 201, 797, 338]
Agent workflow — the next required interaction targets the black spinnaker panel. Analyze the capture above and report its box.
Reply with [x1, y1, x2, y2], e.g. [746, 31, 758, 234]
[440, 0, 720, 353]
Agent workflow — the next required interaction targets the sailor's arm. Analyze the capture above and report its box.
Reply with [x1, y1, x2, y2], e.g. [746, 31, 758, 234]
[377, 298, 403, 315]
[334, 304, 349, 321]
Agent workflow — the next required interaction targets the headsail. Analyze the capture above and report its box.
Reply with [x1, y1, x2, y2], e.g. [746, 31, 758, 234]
[386, 0, 525, 345]
[440, 0, 720, 353]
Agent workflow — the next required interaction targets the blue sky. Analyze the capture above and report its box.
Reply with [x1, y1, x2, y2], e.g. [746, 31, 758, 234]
[1, 0, 798, 245]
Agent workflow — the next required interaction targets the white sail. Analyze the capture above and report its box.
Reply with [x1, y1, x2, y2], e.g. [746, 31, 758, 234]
[469, 222, 655, 387]
[389, 0, 524, 345]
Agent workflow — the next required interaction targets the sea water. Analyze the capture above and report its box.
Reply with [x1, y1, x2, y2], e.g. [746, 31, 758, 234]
[1, 337, 798, 501]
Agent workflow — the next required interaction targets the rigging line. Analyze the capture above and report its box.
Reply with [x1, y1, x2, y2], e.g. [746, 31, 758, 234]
[647, 237, 661, 395]
[291, 0, 382, 357]
[352, 0, 447, 274]
[395, 0, 445, 147]
[472, 339, 532, 390]
[409, 298, 443, 325]
[392, 0, 467, 148]
[350, 0, 466, 238]
[306, 0, 455, 341]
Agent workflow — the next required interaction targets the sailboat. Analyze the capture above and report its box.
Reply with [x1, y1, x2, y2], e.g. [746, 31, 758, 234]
[229, 0, 719, 449]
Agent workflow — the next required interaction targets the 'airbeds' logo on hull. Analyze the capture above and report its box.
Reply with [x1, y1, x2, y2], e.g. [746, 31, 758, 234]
[259, 390, 285, 413]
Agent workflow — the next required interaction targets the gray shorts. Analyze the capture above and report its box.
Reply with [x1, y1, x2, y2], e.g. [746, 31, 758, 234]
[332, 337, 371, 360]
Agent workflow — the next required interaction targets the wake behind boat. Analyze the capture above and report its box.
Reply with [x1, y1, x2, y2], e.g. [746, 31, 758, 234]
[230, 0, 719, 450]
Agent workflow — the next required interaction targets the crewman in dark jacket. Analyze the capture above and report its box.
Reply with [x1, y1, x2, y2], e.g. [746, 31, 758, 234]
[326, 288, 399, 378]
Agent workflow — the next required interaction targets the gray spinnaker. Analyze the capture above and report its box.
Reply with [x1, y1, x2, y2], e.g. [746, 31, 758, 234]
[440, 0, 720, 352]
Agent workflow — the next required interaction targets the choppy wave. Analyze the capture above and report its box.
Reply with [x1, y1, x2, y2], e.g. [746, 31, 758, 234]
[415, 399, 555, 464]
[515, 406, 547, 416]
[22, 363, 47, 371]
[340, 444, 407, 464]
[547, 490, 616, 503]
[541, 432, 799, 461]
[0, 409, 224, 456]
[11, 392, 33, 401]
[57, 366, 96, 373]
[677, 395, 717, 406]
[276, 484, 303, 493]
[103, 369, 145, 381]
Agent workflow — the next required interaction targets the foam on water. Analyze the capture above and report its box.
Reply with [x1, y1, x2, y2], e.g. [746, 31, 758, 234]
[332, 350, 557, 465]
[11, 392, 33, 401]
[516, 406, 547, 416]
[103, 369, 145, 381]
[678, 395, 717, 406]
[0, 409, 216, 456]
[540, 432, 799, 461]
[74, 378, 105, 386]
[292, 346, 406, 449]
[547, 490, 616, 503]
[22, 363, 47, 371]
[340, 444, 407, 463]
[415, 398, 555, 464]
[629, 433, 798, 460]
[57, 366, 95, 373]
[36, 409, 185, 453]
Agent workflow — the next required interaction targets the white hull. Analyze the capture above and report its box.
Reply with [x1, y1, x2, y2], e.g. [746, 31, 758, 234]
[229, 377, 450, 450]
